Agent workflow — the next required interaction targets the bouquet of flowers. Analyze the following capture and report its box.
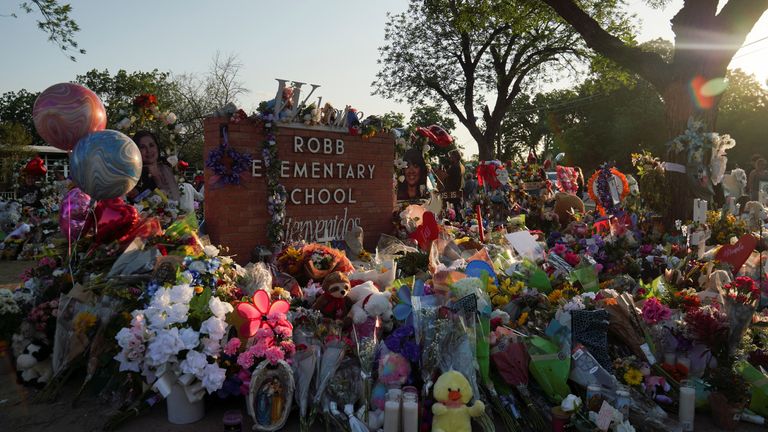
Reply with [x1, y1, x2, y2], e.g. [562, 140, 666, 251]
[723, 276, 759, 356]
[303, 244, 352, 281]
[0, 290, 23, 341]
[113, 280, 232, 400]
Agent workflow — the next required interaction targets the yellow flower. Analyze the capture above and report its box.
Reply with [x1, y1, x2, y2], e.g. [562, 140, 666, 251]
[271, 287, 290, 301]
[508, 281, 524, 296]
[624, 368, 643, 386]
[73, 311, 98, 334]
[487, 284, 499, 296]
[517, 312, 529, 326]
[492, 294, 511, 307]
[548, 290, 563, 303]
[285, 247, 303, 261]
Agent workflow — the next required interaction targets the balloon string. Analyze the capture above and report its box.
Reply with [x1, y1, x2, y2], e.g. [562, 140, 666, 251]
[67, 199, 97, 280]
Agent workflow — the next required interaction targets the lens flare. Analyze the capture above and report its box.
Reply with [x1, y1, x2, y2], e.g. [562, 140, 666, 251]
[688, 75, 727, 109]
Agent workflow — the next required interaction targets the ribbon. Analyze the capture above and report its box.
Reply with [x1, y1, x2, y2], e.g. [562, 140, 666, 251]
[152, 364, 206, 402]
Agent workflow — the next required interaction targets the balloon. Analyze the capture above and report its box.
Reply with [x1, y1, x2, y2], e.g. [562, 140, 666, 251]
[33, 83, 107, 151]
[70, 130, 142, 200]
[59, 188, 91, 243]
[24, 156, 47, 177]
[86, 197, 139, 245]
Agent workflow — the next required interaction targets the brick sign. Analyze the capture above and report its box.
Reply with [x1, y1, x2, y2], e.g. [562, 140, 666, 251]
[203, 117, 394, 262]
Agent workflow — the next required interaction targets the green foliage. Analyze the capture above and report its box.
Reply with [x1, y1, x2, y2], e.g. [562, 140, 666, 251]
[0, 89, 42, 145]
[407, 105, 456, 133]
[381, 111, 406, 129]
[374, 0, 626, 158]
[706, 365, 751, 405]
[16, 0, 85, 61]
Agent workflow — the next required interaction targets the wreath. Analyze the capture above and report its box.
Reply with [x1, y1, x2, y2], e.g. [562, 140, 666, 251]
[206, 124, 252, 187]
[587, 164, 629, 216]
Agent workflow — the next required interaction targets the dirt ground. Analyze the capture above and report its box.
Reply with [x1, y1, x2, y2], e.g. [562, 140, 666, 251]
[0, 261, 763, 431]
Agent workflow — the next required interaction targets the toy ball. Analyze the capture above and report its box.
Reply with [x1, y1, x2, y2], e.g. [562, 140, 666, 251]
[70, 130, 141, 200]
[33, 83, 107, 151]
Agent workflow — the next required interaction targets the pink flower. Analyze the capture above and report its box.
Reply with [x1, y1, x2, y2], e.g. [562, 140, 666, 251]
[265, 346, 285, 364]
[280, 340, 296, 356]
[224, 338, 241, 356]
[641, 297, 672, 325]
[552, 243, 567, 256]
[564, 252, 581, 266]
[237, 351, 255, 369]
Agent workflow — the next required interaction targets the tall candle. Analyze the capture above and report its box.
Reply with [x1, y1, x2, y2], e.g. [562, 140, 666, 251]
[384, 389, 401, 432]
[679, 380, 696, 431]
[402, 388, 419, 432]
[476, 205, 485, 243]
[664, 352, 676, 366]
[677, 356, 691, 371]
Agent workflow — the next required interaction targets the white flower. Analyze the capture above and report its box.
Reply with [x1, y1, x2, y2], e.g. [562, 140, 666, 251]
[189, 260, 207, 273]
[200, 317, 227, 341]
[180, 350, 208, 376]
[200, 336, 222, 356]
[169, 284, 194, 305]
[561, 394, 582, 413]
[145, 328, 185, 366]
[116, 117, 132, 130]
[114, 350, 140, 372]
[164, 112, 178, 125]
[208, 296, 233, 319]
[200, 363, 226, 393]
[52, 268, 65, 277]
[422, 144, 430, 154]
[178, 271, 194, 285]
[166, 303, 190, 325]
[179, 328, 200, 350]
[151, 287, 172, 309]
[203, 245, 220, 257]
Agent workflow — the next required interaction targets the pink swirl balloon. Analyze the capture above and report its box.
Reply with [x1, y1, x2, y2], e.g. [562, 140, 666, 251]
[33, 83, 107, 151]
[59, 187, 92, 243]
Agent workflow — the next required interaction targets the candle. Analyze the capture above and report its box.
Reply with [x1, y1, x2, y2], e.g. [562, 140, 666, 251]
[679, 380, 696, 431]
[384, 389, 402, 432]
[677, 356, 691, 371]
[402, 388, 419, 432]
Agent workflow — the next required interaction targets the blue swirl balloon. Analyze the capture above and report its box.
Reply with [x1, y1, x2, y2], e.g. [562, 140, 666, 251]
[70, 130, 141, 200]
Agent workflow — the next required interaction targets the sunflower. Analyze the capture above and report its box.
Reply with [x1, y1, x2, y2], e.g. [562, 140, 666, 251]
[623, 368, 643, 386]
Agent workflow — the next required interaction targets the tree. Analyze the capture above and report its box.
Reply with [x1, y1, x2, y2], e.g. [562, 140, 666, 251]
[717, 69, 768, 169]
[6, 1, 85, 61]
[539, 0, 768, 219]
[0, 122, 34, 188]
[373, 0, 626, 160]
[204, 52, 249, 110]
[407, 105, 457, 133]
[0, 89, 42, 145]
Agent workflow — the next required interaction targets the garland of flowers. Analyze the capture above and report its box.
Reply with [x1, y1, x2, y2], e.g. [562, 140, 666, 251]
[587, 164, 629, 216]
[206, 125, 253, 187]
[260, 114, 287, 246]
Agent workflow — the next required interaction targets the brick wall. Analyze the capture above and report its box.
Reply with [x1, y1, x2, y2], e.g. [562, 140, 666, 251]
[203, 117, 395, 263]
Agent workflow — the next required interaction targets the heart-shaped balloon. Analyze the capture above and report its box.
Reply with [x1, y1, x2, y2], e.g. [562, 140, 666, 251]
[85, 197, 139, 245]
[409, 211, 439, 251]
[24, 156, 47, 177]
[59, 187, 91, 243]
[715, 234, 757, 273]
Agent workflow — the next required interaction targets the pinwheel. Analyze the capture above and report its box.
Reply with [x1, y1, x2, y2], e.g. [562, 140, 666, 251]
[232, 290, 291, 339]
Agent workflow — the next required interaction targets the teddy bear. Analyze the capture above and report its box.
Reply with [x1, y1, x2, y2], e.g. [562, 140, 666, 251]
[347, 280, 393, 325]
[312, 271, 353, 321]
[320, 102, 336, 125]
[16, 339, 53, 386]
[431, 370, 485, 432]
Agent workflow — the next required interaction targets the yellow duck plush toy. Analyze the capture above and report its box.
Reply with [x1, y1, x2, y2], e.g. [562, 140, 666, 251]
[432, 370, 485, 432]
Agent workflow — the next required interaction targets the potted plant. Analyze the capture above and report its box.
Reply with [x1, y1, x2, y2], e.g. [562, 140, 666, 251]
[707, 365, 750, 430]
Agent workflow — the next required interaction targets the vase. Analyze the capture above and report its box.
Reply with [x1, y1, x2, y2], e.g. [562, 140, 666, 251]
[708, 391, 743, 431]
[166, 382, 205, 424]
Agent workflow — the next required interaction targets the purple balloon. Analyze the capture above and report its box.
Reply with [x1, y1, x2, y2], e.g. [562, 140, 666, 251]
[59, 188, 92, 243]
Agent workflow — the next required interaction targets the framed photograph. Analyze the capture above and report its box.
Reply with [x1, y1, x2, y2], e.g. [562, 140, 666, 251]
[396, 148, 428, 202]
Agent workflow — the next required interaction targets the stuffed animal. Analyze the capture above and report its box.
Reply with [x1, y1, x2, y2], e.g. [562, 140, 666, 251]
[432, 370, 485, 432]
[372, 352, 411, 410]
[347, 280, 393, 324]
[320, 102, 336, 125]
[553, 192, 585, 226]
[16, 339, 53, 386]
[312, 271, 353, 321]
[743, 201, 767, 232]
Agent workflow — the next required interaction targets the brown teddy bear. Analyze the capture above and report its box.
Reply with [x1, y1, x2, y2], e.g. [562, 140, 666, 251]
[312, 271, 353, 321]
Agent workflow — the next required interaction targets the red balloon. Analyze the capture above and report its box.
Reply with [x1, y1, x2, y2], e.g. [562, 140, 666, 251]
[85, 198, 139, 245]
[33, 83, 107, 151]
[416, 125, 453, 148]
[24, 156, 47, 176]
[409, 211, 439, 251]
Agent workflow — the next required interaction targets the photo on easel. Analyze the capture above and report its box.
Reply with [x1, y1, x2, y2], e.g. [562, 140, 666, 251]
[396, 148, 429, 202]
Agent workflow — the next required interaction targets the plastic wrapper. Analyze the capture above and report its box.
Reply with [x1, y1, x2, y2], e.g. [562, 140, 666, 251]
[375, 234, 419, 260]
[569, 344, 619, 393]
[525, 335, 570, 401]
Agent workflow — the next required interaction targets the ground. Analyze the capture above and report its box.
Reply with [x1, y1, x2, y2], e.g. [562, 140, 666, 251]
[0, 260, 762, 431]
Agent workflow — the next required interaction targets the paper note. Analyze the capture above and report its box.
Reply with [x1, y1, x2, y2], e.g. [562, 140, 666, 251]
[596, 401, 614, 431]
[505, 230, 540, 260]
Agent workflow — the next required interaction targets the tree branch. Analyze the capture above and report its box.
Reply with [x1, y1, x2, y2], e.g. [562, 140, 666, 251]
[539, 0, 672, 91]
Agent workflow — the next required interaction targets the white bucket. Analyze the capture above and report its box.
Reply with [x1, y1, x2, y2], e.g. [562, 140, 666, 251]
[166, 382, 205, 424]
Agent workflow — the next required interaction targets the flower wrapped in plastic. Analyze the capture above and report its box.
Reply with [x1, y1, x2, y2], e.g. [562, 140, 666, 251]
[723, 276, 759, 356]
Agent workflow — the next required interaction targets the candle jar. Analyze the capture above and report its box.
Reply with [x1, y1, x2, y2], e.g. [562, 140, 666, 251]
[678, 380, 696, 432]
[664, 352, 676, 366]
[677, 355, 691, 373]
[223, 410, 243, 432]
[384, 389, 402, 432]
[402, 387, 419, 432]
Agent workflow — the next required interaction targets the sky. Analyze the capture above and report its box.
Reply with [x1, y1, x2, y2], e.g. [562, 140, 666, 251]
[1, 0, 768, 157]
